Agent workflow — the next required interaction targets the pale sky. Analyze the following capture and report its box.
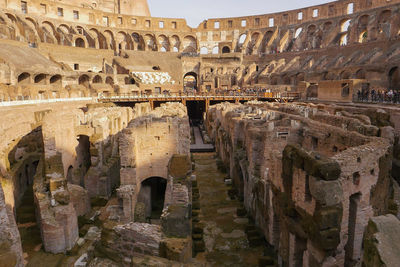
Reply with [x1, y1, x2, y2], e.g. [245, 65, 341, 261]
[148, 0, 334, 27]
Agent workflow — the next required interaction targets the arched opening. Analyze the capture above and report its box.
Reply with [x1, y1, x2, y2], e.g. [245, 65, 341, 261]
[340, 34, 348, 46]
[355, 69, 366, 79]
[125, 77, 135, 85]
[8, 127, 43, 256]
[137, 177, 167, 222]
[389, 67, 400, 91]
[75, 38, 85, 48]
[50, 75, 62, 85]
[212, 46, 219, 54]
[183, 35, 197, 53]
[66, 166, 74, 184]
[222, 46, 230, 53]
[237, 34, 247, 52]
[79, 75, 90, 88]
[200, 47, 208, 55]
[183, 72, 197, 92]
[34, 74, 46, 84]
[341, 19, 351, 32]
[359, 30, 368, 43]
[105, 76, 114, 86]
[340, 71, 351, 80]
[295, 27, 302, 38]
[92, 75, 102, 84]
[306, 84, 318, 99]
[75, 135, 91, 186]
[18, 72, 31, 84]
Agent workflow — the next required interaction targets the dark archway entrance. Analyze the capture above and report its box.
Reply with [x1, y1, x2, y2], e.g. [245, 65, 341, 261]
[222, 46, 231, 53]
[187, 100, 206, 125]
[389, 67, 400, 91]
[75, 135, 91, 186]
[183, 72, 198, 93]
[137, 177, 167, 223]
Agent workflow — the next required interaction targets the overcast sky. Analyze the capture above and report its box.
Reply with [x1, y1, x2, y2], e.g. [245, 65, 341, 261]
[148, 0, 334, 27]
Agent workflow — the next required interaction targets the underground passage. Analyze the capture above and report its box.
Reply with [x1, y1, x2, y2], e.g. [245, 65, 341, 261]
[1, 0, 400, 266]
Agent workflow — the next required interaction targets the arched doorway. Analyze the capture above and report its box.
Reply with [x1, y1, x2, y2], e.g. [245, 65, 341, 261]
[79, 75, 90, 88]
[183, 72, 197, 93]
[137, 177, 167, 223]
[222, 46, 231, 53]
[75, 38, 85, 48]
[75, 135, 91, 186]
[389, 67, 400, 91]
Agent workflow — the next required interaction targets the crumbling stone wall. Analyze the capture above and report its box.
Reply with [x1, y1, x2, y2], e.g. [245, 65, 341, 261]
[206, 102, 395, 266]
[0, 184, 23, 267]
[118, 102, 190, 222]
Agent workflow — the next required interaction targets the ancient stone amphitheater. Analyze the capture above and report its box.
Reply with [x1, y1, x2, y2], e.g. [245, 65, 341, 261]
[1, 0, 400, 266]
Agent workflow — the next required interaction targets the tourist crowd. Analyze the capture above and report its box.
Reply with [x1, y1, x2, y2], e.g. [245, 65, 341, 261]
[357, 89, 400, 103]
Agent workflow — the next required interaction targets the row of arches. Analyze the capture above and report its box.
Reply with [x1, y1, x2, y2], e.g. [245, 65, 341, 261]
[17, 73, 62, 85]
[0, 13, 199, 53]
[237, 7, 399, 55]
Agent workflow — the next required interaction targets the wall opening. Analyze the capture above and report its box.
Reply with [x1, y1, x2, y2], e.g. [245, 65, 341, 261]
[75, 135, 91, 186]
[345, 192, 361, 265]
[183, 72, 197, 92]
[137, 177, 167, 223]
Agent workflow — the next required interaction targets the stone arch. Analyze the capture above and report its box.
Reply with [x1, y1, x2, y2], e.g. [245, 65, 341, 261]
[57, 24, 71, 34]
[25, 17, 39, 35]
[89, 28, 107, 49]
[378, 10, 392, 24]
[183, 72, 198, 91]
[92, 75, 102, 84]
[124, 76, 136, 85]
[34, 73, 46, 84]
[237, 33, 247, 52]
[41, 21, 56, 44]
[132, 32, 145, 50]
[79, 74, 90, 88]
[182, 35, 197, 53]
[340, 70, 351, 80]
[57, 24, 72, 46]
[105, 76, 114, 86]
[295, 27, 303, 38]
[75, 37, 85, 48]
[116, 31, 133, 50]
[144, 34, 157, 51]
[222, 46, 230, 53]
[260, 31, 273, 53]
[18, 72, 31, 84]
[157, 34, 170, 52]
[200, 47, 208, 54]
[246, 32, 260, 55]
[355, 69, 366, 79]
[341, 19, 351, 32]
[212, 46, 219, 54]
[50, 75, 62, 85]
[103, 30, 115, 50]
[170, 35, 180, 52]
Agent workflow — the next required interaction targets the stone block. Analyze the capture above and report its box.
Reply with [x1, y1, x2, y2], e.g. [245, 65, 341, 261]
[159, 237, 192, 263]
[161, 205, 190, 238]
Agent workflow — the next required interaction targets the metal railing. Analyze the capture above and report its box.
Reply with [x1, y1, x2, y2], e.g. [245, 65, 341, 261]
[0, 97, 95, 107]
[353, 93, 400, 104]
[98, 92, 301, 100]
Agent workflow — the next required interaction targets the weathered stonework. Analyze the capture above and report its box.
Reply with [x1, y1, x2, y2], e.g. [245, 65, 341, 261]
[206, 101, 397, 266]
